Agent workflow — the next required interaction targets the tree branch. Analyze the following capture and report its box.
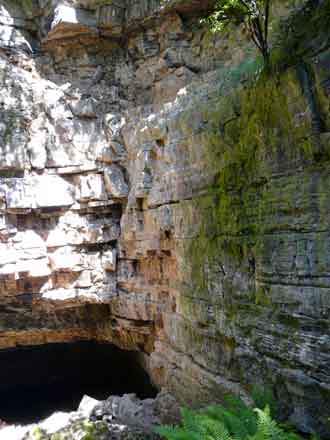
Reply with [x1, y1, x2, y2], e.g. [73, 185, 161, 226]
[264, 0, 270, 46]
[248, 18, 263, 51]
[251, 18, 264, 50]
[237, 0, 251, 11]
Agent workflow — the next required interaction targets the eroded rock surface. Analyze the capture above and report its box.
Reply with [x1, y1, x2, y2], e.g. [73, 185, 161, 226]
[0, 390, 179, 439]
[0, 0, 330, 436]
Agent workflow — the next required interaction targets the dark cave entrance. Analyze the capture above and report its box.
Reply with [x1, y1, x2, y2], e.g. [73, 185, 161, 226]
[0, 341, 157, 425]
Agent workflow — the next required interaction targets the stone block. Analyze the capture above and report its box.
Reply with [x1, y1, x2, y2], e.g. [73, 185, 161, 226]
[77, 173, 107, 202]
[97, 3, 125, 35]
[49, 247, 82, 272]
[0, 114, 28, 171]
[5, 176, 75, 210]
[5, 179, 34, 210]
[51, 4, 97, 32]
[69, 97, 97, 119]
[102, 248, 117, 271]
[103, 164, 129, 198]
[34, 176, 75, 208]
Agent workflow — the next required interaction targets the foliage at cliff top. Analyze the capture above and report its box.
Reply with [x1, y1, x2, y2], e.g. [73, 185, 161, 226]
[202, 0, 270, 65]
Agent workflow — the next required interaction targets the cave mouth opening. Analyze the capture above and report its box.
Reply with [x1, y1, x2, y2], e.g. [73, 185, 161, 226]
[0, 341, 157, 425]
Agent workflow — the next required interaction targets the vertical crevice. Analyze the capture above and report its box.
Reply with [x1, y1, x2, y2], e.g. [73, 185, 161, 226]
[296, 61, 325, 135]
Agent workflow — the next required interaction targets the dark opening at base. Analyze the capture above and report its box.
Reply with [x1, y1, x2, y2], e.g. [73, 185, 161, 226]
[0, 341, 157, 424]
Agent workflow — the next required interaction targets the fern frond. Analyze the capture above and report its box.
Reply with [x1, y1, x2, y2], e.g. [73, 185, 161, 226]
[252, 386, 276, 416]
[253, 406, 285, 440]
[200, 416, 233, 440]
[223, 396, 258, 436]
[156, 394, 305, 440]
[181, 407, 201, 433]
[155, 425, 202, 440]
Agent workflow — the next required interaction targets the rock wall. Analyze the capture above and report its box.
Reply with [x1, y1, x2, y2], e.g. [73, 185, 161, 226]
[0, 0, 330, 436]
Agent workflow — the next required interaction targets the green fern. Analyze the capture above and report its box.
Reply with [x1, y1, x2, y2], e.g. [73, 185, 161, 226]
[251, 386, 276, 417]
[156, 425, 201, 440]
[205, 395, 258, 437]
[181, 408, 202, 434]
[199, 416, 232, 440]
[155, 393, 306, 440]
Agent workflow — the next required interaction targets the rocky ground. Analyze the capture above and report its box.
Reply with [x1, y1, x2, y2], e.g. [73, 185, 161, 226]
[0, 390, 180, 440]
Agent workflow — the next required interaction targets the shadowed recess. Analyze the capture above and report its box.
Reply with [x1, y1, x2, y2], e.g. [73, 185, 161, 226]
[0, 341, 157, 424]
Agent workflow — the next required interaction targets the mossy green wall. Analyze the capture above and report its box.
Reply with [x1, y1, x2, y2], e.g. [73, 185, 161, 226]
[171, 2, 330, 435]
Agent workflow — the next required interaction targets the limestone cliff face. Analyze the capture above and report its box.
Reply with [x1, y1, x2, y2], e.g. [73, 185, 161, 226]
[0, 0, 329, 436]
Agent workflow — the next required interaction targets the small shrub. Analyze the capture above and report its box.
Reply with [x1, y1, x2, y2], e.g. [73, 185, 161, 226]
[202, 0, 271, 67]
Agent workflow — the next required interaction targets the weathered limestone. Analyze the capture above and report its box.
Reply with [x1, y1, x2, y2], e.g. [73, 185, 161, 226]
[0, 0, 329, 436]
[103, 165, 128, 199]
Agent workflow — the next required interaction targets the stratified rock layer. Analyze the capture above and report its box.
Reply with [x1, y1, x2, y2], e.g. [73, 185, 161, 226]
[0, 0, 330, 436]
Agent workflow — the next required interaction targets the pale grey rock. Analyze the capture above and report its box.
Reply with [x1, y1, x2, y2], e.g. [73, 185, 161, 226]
[154, 66, 196, 103]
[76, 173, 107, 202]
[91, 389, 179, 435]
[5, 175, 74, 209]
[42, 87, 72, 121]
[0, 1, 328, 437]
[97, 2, 125, 35]
[96, 141, 126, 164]
[115, 61, 135, 88]
[45, 211, 120, 247]
[5, 179, 34, 210]
[0, 1, 36, 52]
[0, 230, 50, 279]
[69, 96, 97, 118]
[34, 175, 75, 208]
[104, 113, 126, 142]
[102, 248, 117, 272]
[93, 393, 160, 432]
[19, 257, 51, 278]
[103, 164, 129, 198]
[0, 391, 177, 440]
[0, 425, 30, 440]
[0, 115, 28, 171]
[78, 395, 101, 417]
[50, 3, 97, 36]
[41, 288, 101, 302]
[110, 141, 127, 160]
[48, 247, 82, 272]
[52, 5, 79, 28]
[26, 115, 49, 170]
[46, 118, 108, 168]
[38, 412, 73, 435]
[74, 270, 92, 288]
[0, 214, 6, 230]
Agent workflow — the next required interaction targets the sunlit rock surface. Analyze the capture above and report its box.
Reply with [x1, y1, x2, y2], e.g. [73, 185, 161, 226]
[0, 0, 329, 436]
